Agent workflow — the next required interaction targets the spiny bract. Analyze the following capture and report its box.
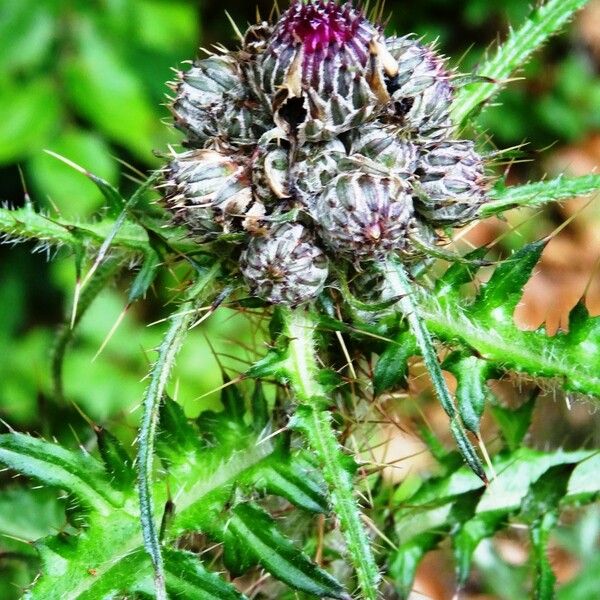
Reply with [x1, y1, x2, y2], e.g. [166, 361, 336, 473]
[162, 0, 490, 306]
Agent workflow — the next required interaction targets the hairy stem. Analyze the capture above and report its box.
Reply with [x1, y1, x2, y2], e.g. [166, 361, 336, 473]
[383, 260, 488, 482]
[283, 308, 380, 600]
[482, 174, 600, 217]
[137, 264, 220, 599]
[453, 0, 589, 123]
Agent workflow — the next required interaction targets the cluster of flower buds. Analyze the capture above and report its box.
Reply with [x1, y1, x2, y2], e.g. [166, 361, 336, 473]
[163, 0, 489, 305]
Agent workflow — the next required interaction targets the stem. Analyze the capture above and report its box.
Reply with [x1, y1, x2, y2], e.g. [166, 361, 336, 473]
[482, 174, 600, 217]
[283, 308, 380, 600]
[137, 264, 220, 600]
[452, 0, 589, 123]
[383, 260, 487, 482]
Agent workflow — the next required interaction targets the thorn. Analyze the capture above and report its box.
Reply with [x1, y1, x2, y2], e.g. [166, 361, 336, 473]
[477, 432, 497, 481]
[70, 279, 82, 329]
[256, 426, 287, 446]
[44, 149, 89, 176]
[92, 305, 130, 362]
[225, 11, 244, 42]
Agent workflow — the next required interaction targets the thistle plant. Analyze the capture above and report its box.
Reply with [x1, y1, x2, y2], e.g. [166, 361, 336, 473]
[1, 1, 599, 599]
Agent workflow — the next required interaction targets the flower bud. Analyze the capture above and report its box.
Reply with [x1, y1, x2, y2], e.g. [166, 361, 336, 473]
[259, 0, 398, 142]
[292, 139, 348, 209]
[349, 125, 419, 178]
[385, 36, 453, 139]
[163, 149, 254, 239]
[171, 55, 270, 146]
[316, 173, 414, 258]
[241, 223, 329, 305]
[416, 140, 488, 226]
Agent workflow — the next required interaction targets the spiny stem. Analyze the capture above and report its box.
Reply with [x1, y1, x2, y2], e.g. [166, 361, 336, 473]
[137, 264, 220, 600]
[383, 260, 488, 482]
[482, 174, 600, 217]
[282, 308, 380, 600]
[453, 0, 589, 123]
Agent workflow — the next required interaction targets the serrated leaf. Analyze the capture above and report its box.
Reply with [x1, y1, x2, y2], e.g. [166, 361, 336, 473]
[483, 174, 600, 217]
[95, 427, 136, 490]
[252, 454, 329, 514]
[419, 270, 600, 397]
[473, 241, 546, 317]
[163, 549, 246, 600]
[0, 434, 121, 511]
[227, 503, 349, 599]
[521, 464, 575, 599]
[453, 0, 589, 122]
[374, 332, 417, 395]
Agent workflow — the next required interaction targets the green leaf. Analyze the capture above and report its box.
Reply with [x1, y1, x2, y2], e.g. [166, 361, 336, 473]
[415, 251, 600, 397]
[28, 129, 119, 217]
[521, 464, 575, 599]
[127, 249, 160, 304]
[453, 0, 590, 122]
[250, 382, 269, 432]
[389, 533, 440, 599]
[95, 427, 136, 490]
[251, 453, 329, 514]
[472, 241, 546, 316]
[0, 78, 60, 164]
[373, 332, 417, 396]
[227, 503, 350, 600]
[390, 447, 596, 593]
[163, 549, 245, 600]
[0, 433, 121, 511]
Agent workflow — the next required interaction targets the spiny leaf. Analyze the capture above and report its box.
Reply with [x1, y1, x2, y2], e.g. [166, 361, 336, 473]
[250, 453, 329, 514]
[482, 174, 600, 217]
[472, 241, 546, 316]
[383, 260, 488, 482]
[453, 0, 590, 123]
[163, 549, 246, 600]
[227, 502, 350, 600]
[416, 245, 600, 397]
[521, 464, 575, 599]
[95, 427, 136, 490]
[390, 448, 597, 596]
[0, 433, 121, 511]
[0, 205, 150, 254]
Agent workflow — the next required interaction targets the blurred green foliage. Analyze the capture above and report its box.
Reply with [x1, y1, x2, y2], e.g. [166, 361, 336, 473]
[0, 1, 598, 598]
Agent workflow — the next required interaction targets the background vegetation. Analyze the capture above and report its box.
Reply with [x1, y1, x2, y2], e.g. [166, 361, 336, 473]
[0, 1, 598, 598]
